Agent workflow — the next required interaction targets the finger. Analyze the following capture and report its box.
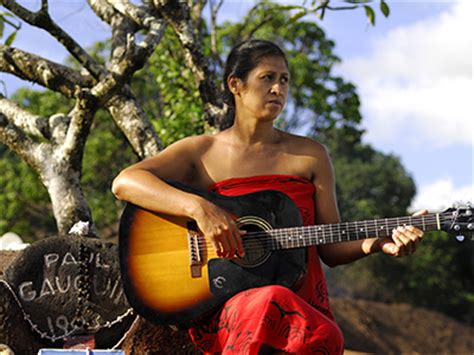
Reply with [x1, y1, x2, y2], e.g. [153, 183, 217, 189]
[225, 220, 243, 257]
[226, 227, 241, 258]
[392, 228, 414, 255]
[395, 226, 421, 255]
[233, 228, 245, 257]
[412, 209, 428, 217]
[218, 230, 232, 258]
[380, 241, 399, 256]
[392, 228, 409, 247]
[210, 236, 224, 257]
[406, 225, 424, 239]
[397, 226, 421, 243]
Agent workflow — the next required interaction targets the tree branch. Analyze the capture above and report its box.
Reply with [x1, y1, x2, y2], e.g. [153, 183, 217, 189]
[1, 0, 106, 79]
[0, 107, 40, 168]
[0, 94, 50, 139]
[106, 0, 166, 79]
[209, 0, 223, 69]
[0, 45, 94, 97]
[153, 0, 226, 128]
[86, 0, 119, 27]
[105, 89, 162, 159]
[60, 88, 97, 162]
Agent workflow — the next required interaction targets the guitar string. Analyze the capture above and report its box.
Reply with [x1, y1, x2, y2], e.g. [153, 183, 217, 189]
[193, 215, 448, 253]
[194, 214, 445, 244]
[194, 215, 444, 249]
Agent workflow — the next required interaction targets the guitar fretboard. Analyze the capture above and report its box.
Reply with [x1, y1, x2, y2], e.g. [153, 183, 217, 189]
[246, 212, 449, 251]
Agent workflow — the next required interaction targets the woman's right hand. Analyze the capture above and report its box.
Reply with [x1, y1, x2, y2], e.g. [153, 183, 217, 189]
[190, 197, 245, 258]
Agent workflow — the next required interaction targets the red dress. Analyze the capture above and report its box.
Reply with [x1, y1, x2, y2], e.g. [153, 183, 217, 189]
[188, 175, 344, 354]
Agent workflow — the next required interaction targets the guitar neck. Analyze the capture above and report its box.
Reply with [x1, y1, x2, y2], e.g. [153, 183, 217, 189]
[265, 212, 449, 250]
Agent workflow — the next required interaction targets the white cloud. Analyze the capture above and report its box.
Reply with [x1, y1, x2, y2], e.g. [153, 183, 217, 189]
[410, 177, 474, 212]
[340, 0, 473, 148]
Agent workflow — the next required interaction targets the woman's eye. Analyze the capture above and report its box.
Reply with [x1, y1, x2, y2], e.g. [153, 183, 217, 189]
[263, 75, 273, 81]
[281, 77, 289, 84]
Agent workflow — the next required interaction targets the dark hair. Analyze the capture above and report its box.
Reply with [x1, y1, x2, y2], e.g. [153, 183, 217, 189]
[221, 39, 288, 129]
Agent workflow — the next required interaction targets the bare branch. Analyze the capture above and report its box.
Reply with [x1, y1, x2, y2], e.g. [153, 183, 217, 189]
[105, 89, 162, 158]
[87, 0, 119, 26]
[154, 0, 225, 127]
[109, 14, 138, 69]
[61, 88, 97, 160]
[0, 45, 94, 97]
[209, 0, 223, 68]
[2, 0, 106, 79]
[40, 0, 48, 12]
[105, 1, 166, 78]
[106, 0, 161, 29]
[0, 94, 50, 139]
[0, 107, 40, 168]
[190, 0, 206, 39]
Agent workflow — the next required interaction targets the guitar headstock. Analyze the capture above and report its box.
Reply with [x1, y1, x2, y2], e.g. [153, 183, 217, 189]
[441, 203, 474, 241]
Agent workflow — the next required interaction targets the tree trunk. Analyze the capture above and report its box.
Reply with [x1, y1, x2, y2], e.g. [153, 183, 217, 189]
[39, 158, 95, 237]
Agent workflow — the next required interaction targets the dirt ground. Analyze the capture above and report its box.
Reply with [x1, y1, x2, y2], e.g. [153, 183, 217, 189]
[1, 250, 472, 354]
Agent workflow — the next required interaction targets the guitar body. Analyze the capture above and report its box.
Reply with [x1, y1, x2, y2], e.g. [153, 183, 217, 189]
[119, 182, 306, 326]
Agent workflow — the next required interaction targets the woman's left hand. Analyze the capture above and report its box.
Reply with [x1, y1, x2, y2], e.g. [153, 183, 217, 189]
[378, 209, 428, 257]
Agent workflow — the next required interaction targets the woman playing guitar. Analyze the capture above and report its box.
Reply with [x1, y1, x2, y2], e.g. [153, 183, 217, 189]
[112, 39, 425, 355]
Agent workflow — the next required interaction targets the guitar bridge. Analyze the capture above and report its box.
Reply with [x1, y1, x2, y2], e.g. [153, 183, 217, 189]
[187, 225, 202, 278]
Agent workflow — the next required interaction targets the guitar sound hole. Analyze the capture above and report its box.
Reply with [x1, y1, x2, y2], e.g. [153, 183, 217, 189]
[233, 222, 271, 268]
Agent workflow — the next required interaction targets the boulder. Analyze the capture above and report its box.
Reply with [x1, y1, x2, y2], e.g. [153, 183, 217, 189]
[2, 236, 134, 351]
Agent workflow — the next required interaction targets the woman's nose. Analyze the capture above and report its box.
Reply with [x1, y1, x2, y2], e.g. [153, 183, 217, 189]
[271, 83, 283, 95]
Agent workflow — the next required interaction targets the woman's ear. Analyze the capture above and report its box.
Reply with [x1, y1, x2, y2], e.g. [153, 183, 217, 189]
[228, 76, 241, 96]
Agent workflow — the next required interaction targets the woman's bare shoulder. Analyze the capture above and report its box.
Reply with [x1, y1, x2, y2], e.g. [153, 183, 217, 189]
[160, 134, 218, 157]
[170, 133, 215, 147]
[279, 130, 329, 158]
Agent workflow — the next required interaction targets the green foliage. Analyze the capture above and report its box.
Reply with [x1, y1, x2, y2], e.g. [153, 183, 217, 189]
[262, 0, 390, 25]
[332, 231, 473, 324]
[218, 2, 362, 136]
[0, 11, 20, 45]
[327, 134, 416, 221]
[80, 109, 137, 238]
[0, 146, 55, 242]
[132, 27, 205, 147]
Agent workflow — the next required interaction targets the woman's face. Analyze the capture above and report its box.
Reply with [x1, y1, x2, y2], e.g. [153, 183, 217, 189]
[232, 55, 289, 121]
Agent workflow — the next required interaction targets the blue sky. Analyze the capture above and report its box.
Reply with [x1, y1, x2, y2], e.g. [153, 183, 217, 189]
[1, 0, 472, 212]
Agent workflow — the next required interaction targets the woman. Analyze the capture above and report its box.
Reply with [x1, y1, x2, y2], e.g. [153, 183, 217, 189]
[112, 39, 424, 354]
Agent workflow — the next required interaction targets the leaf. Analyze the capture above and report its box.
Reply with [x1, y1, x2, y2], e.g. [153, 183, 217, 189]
[289, 9, 307, 24]
[380, 0, 390, 17]
[5, 30, 17, 46]
[364, 5, 376, 26]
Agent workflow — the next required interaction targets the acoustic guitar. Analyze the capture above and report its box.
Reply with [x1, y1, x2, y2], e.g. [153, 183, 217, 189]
[119, 181, 472, 327]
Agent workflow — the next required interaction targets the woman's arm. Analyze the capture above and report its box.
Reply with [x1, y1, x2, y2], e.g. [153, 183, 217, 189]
[311, 144, 424, 267]
[112, 136, 244, 258]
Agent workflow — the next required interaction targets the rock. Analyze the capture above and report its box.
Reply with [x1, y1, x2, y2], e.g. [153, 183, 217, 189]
[0, 279, 56, 353]
[3, 236, 134, 349]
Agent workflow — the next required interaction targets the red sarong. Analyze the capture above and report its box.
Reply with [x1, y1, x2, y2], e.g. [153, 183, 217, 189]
[189, 175, 343, 354]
